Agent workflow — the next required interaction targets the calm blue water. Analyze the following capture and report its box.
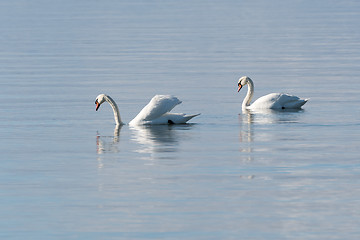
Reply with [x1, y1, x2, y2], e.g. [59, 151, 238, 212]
[1, 0, 360, 239]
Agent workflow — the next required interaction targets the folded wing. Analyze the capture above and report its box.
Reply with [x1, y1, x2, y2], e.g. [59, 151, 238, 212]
[129, 95, 182, 125]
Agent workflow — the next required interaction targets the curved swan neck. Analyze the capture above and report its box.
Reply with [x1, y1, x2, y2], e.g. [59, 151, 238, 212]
[104, 95, 124, 125]
[242, 78, 254, 109]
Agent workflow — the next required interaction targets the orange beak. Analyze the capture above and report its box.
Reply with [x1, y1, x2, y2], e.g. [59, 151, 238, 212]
[237, 84, 242, 92]
[95, 101, 100, 111]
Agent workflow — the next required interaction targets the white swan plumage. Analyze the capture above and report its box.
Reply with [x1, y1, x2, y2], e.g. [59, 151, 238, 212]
[237, 76, 308, 110]
[95, 94, 200, 125]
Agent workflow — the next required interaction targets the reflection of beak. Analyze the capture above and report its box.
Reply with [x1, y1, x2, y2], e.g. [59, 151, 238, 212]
[237, 84, 242, 92]
[95, 101, 100, 111]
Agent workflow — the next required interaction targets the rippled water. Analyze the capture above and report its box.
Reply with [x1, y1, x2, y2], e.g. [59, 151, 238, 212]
[1, 0, 360, 239]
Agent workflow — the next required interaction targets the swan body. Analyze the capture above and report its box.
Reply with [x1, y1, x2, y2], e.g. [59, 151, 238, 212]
[237, 76, 308, 110]
[95, 94, 199, 126]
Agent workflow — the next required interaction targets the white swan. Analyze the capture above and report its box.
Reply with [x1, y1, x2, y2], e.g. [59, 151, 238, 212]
[95, 94, 200, 125]
[237, 76, 308, 110]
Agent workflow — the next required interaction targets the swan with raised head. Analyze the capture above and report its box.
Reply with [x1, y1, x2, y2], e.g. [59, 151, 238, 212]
[95, 94, 200, 125]
[237, 76, 308, 110]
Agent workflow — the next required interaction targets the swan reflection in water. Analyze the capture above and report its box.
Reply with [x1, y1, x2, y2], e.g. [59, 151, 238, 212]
[96, 124, 193, 157]
[238, 108, 305, 152]
[238, 108, 305, 179]
[130, 124, 193, 161]
[242, 108, 305, 124]
[96, 125, 122, 155]
[238, 111, 254, 160]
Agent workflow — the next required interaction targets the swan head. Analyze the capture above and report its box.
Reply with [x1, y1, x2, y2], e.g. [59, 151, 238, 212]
[237, 76, 251, 92]
[95, 94, 106, 111]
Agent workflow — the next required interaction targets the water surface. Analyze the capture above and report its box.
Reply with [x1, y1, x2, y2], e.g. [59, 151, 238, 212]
[1, 0, 360, 239]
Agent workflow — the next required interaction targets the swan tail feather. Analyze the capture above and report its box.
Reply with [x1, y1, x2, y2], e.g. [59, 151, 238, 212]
[181, 113, 201, 123]
[168, 113, 200, 124]
[166, 113, 200, 124]
[283, 99, 308, 109]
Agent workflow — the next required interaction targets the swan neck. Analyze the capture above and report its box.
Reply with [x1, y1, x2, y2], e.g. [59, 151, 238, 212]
[242, 78, 254, 109]
[104, 95, 124, 125]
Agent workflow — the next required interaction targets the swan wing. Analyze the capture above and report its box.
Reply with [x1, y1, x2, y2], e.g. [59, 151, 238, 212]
[249, 93, 308, 109]
[249, 93, 282, 109]
[129, 95, 182, 124]
[276, 94, 308, 109]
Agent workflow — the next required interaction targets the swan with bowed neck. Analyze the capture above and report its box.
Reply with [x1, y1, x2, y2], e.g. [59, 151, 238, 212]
[95, 94, 200, 125]
[237, 76, 308, 110]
